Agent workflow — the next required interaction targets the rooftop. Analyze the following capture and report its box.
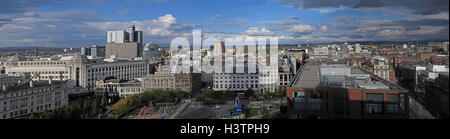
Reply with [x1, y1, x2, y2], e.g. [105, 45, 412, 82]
[293, 65, 321, 88]
[350, 67, 366, 74]
[354, 80, 390, 90]
[290, 63, 405, 91]
[1, 80, 64, 94]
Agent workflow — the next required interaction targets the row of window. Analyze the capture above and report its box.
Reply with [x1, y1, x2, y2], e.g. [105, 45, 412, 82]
[214, 76, 259, 79]
[1, 102, 62, 119]
[365, 103, 399, 114]
[88, 64, 147, 72]
[19, 62, 66, 66]
[1, 87, 52, 99]
[215, 80, 259, 83]
[214, 84, 259, 89]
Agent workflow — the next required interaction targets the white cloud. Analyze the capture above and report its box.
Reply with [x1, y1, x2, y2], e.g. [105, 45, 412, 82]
[289, 24, 315, 34]
[376, 25, 446, 38]
[117, 10, 129, 15]
[243, 27, 273, 36]
[0, 24, 31, 31]
[408, 26, 447, 35]
[47, 24, 57, 28]
[312, 8, 342, 14]
[0, 11, 191, 47]
[377, 29, 405, 37]
[15, 38, 36, 43]
[88, 14, 186, 39]
[407, 12, 450, 21]
[315, 9, 333, 14]
[320, 25, 328, 32]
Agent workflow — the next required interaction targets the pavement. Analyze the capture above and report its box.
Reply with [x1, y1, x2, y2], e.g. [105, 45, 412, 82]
[409, 98, 435, 119]
[167, 103, 189, 119]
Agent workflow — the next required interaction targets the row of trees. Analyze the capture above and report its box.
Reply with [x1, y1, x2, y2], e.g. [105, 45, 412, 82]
[110, 89, 185, 119]
[28, 95, 114, 119]
[196, 87, 287, 101]
[251, 88, 286, 100]
[197, 89, 236, 101]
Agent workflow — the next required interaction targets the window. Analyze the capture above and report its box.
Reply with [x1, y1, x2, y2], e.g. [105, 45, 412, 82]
[387, 104, 398, 113]
[366, 103, 383, 114]
[293, 91, 305, 102]
[366, 93, 384, 114]
[387, 94, 399, 103]
[367, 93, 383, 102]
[387, 94, 399, 114]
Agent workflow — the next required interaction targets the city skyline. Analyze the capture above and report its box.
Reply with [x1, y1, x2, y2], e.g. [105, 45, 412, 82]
[0, 0, 449, 48]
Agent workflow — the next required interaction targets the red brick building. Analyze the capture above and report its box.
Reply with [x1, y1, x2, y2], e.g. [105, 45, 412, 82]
[416, 53, 438, 62]
[431, 56, 449, 65]
[286, 64, 409, 119]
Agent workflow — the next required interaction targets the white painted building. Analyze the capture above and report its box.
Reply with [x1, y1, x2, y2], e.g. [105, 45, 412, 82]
[0, 79, 69, 119]
[355, 44, 361, 53]
[312, 47, 329, 59]
[371, 56, 390, 81]
[4, 54, 152, 94]
[212, 67, 280, 93]
[427, 64, 449, 72]
[213, 73, 261, 91]
[96, 78, 142, 98]
[0, 74, 30, 89]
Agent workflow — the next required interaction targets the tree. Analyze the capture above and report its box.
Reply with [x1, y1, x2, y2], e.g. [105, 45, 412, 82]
[28, 113, 36, 119]
[202, 89, 215, 99]
[174, 90, 185, 100]
[224, 90, 235, 99]
[257, 109, 266, 119]
[110, 89, 189, 118]
[244, 88, 255, 98]
[274, 87, 286, 97]
[111, 94, 120, 104]
[93, 96, 102, 114]
[101, 96, 108, 108]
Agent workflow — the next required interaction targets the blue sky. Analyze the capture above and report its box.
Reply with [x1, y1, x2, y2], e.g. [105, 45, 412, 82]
[0, 0, 448, 48]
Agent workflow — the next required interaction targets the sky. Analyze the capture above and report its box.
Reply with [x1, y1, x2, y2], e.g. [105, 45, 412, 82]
[0, 0, 448, 48]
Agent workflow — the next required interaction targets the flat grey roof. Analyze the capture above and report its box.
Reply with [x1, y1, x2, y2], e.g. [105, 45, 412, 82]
[354, 80, 390, 90]
[351, 67, 366, 74]
[294, 65, 321, 88]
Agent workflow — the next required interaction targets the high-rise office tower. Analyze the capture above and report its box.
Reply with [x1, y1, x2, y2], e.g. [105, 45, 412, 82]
[127, 25, 143, 45]
[135, 30, 143, 45]
[128, 25, 135, 43]
[90, 45, 106, 57]
[106, 25, 143, 59]
[107, 30, 127, 43]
